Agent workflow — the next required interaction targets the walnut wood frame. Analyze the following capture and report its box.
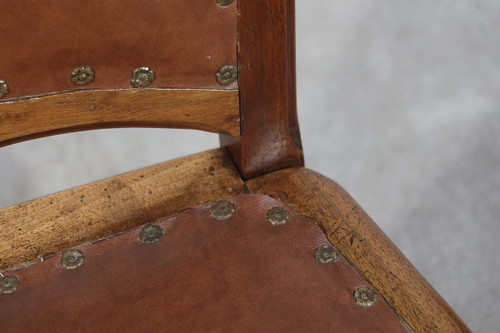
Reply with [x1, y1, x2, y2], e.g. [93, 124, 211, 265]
[247, 168, 471, 333]
[0, 149, 245, 271]
[0, 151, 471, 332]
[0, 89, 239, 147]
[220, 0, 304, 179]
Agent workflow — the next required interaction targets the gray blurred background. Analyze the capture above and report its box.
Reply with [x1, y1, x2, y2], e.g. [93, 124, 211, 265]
[1, 1, 499, 331]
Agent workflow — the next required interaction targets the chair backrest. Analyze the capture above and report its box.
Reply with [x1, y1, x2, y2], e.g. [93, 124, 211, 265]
[0, 0, 304, 178]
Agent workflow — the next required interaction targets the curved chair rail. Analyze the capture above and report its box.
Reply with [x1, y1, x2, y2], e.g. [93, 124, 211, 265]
[0, 148, 244, 271]
[0, 89, 240, 147]
[247, 168, 471, 333]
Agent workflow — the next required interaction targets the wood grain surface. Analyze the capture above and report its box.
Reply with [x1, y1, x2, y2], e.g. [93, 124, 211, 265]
[247, 167, 471, 333]
[220, 0, 304, 179]
[0, 89, 240, 147]
[0, 148, 245, 271]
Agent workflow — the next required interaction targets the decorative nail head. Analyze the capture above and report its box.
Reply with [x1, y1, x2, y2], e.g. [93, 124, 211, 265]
[70, 66, 95, 85]
[217, 0, 235, 6]
[131, 67, 155, 88]
[61, 250, 85, 270]
[266, 207, 290, 226]
[314, 245, 339, 264]
[0, 79, 9, 98]
[216, 65, 237, 85]
[354, 287, 378, 307]
[0, 275, 20, 295]
[211, 200, 236, 220]
[139, 224, 163, 244]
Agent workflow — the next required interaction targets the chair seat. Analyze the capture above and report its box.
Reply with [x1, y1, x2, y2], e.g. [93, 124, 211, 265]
[0, 194, 407, 332]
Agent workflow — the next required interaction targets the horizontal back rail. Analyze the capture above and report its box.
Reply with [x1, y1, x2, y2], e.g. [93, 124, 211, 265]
[0, 89, 240, 147]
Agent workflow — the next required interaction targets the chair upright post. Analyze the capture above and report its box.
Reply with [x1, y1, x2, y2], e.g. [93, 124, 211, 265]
[220, 0, 304, 180]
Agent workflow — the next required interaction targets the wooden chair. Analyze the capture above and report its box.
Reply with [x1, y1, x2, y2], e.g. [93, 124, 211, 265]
[0, 1, 470, 332]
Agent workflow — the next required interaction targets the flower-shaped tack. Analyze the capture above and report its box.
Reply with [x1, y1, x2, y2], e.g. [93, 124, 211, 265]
[61, 250, 85, 270]
[217, 0, 235, 6]
[139, 224, 164, 244]
[266, 207, 290, 226]
[70, 66, 95, 85]
[0, 275, 20, 295]
[0, 79, 8, 98]
[354, 287, 378, 307]
[131, 67, 155, 88]
[211, 201, 236, 220]
[216, 65, 237, 85]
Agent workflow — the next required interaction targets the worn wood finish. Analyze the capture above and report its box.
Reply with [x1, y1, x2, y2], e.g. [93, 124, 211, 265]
[247, 167, 471, 333]
[220, 0, 304, 179]
[0, 149, 245, 271]
[0, 89, 240, 147]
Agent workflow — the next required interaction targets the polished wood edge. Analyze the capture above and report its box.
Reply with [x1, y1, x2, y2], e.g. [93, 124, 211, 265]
[220, 0, 304, 179]
[0, 148, 245, 271]
[0, 88, 240, 147]
[246, 167, 471, 333]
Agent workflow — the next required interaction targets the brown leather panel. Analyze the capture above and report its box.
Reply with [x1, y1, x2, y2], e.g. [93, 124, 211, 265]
[0, 0, 237, 100]
[0, 194, 407, 332]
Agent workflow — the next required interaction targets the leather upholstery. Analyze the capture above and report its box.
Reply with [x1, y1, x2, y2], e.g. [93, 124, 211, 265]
[0, 0, 237, 99]
[0, 194, 407, 332]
